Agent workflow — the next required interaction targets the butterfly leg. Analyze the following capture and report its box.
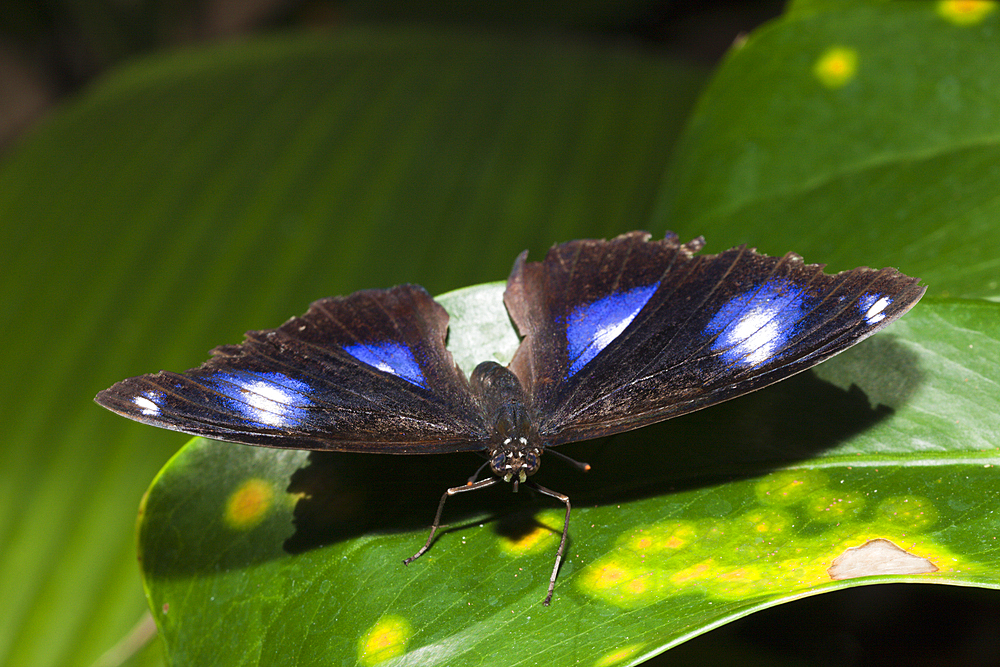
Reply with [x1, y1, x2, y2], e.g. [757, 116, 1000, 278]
[403, 477, 500, 566]
[526, 482, 571, 606]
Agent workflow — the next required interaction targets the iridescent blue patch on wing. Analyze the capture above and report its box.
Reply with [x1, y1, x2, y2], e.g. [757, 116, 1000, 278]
[342, 341, 427, 388]
[859, 292, 892, 325]
[706, 278, 813, 369]
[566, 282, 660, 377]
[202, 371, 314, 428]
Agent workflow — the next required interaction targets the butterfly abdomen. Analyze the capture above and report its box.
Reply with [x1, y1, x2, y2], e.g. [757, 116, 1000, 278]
[469, 361, 542, 487]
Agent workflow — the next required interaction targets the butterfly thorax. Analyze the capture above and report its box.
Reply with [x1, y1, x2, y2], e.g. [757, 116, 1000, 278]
[469, 361, 542, 491]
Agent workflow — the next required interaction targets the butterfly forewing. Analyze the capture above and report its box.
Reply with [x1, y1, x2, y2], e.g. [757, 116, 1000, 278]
[96, 285, 492, 453]
[505, 232, 926, 446]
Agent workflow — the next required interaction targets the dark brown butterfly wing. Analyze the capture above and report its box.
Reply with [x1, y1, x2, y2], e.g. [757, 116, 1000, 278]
[504, 231, 925, 446]
[96, 285, 492, 453]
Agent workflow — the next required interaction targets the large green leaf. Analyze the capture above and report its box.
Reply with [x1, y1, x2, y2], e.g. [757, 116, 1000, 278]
[655, 1, 1000, 298]
[138, 289, 1000, 665]
[5, 2, 1000, 664]
[0, 28, 703, 667]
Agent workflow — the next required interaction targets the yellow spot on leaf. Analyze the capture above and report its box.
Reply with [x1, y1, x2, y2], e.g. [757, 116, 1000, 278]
[586, 561, 630, 590]
[625, 573, 656, 596]
[620, 521, 696, 554]
[670, 559, 716, 585]
[577, 480, 973, 607]
[712, 566, 767, 599]
[664, 534, 686, 549]
[756, 469, 826, 505]
[804, 491, 865, 522]
[594, 643, 646, 667]
[773, 555, 830, 588]
[578, 555, 673, 607]
[741, 508, 791, 534]
[814, 47, 858, 89]
[499, 510, 561, 555]
[877, 496, 938, 530]
[358, 616, 412, 666]
[937, 0, 997, 25]
[501, 526, 552, 554]
[224, 478, 274, 530]
[716, 567, 749, 582]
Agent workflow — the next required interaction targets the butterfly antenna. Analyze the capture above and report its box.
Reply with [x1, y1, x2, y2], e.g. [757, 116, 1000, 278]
[545, 447, 591, 473]
[466, 459, 492, 485]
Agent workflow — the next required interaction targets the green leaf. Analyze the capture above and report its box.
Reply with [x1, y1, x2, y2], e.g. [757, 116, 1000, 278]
[6, 3, 1000, 664]
[139, 290, 1000, 665]
[655, 1, 1000, 298]
[0, 28, 703, 667]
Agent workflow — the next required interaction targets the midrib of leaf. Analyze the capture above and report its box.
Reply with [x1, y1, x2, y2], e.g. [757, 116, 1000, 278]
[778, 450, 1000, 469]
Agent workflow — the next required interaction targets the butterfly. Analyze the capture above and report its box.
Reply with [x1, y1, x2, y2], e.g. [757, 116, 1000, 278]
[95, 231, 925, 605]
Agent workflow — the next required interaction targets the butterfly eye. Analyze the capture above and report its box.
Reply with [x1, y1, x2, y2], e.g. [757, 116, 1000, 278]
[524, 452, 539, 472]
[491, 453, 507, 472]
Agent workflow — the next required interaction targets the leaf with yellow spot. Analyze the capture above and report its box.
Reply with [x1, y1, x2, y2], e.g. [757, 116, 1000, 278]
[936, 0, 997, 25]
[498, 510, 563, 556]
[813, 46, 859, 88]
[224, 479, 275, 530]
[358, 616, 413, 666]
[876, 496, 939, 530]
[136, 214, 1000, 664]
[6, 1, 990, 665]
[594, 644, 647, 667]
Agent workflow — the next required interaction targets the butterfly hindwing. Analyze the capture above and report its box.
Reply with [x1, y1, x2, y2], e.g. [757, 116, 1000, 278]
[505, 231, 926, 446]
[95, 285, 492, 453]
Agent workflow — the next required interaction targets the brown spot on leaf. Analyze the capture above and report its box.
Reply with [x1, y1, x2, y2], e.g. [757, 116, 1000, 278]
[827, 538, 939, 580]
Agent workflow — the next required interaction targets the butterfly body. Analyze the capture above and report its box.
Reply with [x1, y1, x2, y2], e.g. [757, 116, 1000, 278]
[469, 361, 543, 488]
[96, 231, 926, 605]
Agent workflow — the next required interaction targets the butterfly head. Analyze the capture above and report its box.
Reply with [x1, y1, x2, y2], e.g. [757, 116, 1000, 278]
[489, 437, 542, 492]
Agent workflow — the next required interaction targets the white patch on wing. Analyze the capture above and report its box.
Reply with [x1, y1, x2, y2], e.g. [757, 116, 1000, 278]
[719, 308, 785, 367]
[860, 293, 892, 325]
[134, 394, 161, 416]
[706, 278, 811, 369]
[205, 371, 313, 428]
[239, 380, 299, 427]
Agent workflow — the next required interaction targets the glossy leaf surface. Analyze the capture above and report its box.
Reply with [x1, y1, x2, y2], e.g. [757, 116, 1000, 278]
[139, 287, 1000, 665]
[656, 0, 1000, 298]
